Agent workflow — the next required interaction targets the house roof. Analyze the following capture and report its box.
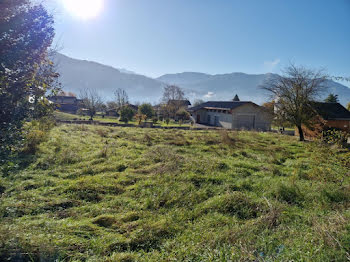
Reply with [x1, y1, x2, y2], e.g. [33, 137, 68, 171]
[189, 101, 253, 112]
[124, 104, 138, 110]
[50, 95, 77, 99]
[168, 100, 191, 106]
[312, 102, 350, 120]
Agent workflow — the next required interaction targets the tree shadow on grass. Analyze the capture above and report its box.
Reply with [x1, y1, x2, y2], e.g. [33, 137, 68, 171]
[0, 153, 36, 177]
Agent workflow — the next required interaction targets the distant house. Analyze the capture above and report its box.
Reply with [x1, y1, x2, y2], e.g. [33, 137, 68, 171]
[153, 103, 165, 119]
[49, 95, 81, 113]
[124, 103, 138, 112]
[312, 102, 350, 132]
[189, 96, 272, 131]
[106, 109, 119, 117]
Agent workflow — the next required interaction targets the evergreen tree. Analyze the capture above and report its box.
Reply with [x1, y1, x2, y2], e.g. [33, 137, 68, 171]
[138, 103, 154, 120]
[120, 106, 135, 123]
[324, 93, 339, 103]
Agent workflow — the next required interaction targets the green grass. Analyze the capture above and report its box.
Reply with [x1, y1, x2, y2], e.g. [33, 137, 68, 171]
[54, 111, 190, 127]
[0, 125, 349, 261]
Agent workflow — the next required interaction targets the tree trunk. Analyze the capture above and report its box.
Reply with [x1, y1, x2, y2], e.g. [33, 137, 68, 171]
[297, 125, 304, 141]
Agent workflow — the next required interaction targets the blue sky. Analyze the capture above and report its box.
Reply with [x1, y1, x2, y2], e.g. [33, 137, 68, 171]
[51, 0, 350, 85]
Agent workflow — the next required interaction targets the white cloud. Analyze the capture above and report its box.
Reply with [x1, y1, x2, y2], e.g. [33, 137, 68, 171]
[204, 91, 215, 98]
[264, 58, 281, 72]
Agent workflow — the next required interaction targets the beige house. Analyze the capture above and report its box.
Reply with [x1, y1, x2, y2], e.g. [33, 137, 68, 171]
[189, 99, 272, 131]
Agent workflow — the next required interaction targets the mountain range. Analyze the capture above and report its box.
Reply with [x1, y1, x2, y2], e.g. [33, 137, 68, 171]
[53, 53, 350, 106]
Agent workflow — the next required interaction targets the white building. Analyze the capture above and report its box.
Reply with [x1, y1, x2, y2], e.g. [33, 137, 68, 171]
[189, 97, 272, 131]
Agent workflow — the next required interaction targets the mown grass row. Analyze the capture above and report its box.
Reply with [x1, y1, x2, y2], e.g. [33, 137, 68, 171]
[0, 124, 349, 261]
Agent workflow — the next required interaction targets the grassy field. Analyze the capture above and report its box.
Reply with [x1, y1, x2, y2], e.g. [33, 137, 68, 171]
[54, 111, 191, 127]
[0, 124, 349, 261]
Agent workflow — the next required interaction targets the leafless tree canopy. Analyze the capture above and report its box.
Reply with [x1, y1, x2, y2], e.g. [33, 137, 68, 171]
[161, 85, 187, 118]
[79, 88, 102, 120]
[114, 88, 129, 108]
[261, 64, 328, 141]
[162, 85, 185, 103]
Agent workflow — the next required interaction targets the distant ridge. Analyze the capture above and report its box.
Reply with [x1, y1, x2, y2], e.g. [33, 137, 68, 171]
[157, 72, 350, 105]
[53, 53, 165, 103]
[53, 53, 350, 105]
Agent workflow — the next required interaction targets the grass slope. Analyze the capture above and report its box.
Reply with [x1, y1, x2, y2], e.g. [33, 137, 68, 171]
[0, 125, 349, 261]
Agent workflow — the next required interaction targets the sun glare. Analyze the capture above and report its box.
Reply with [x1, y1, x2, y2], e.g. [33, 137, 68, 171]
[62, 0, 104, 20]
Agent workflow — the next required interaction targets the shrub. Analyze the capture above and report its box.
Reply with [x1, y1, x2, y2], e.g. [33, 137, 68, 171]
[22, 118, 55, 154]
[23, 129, 46, 154]
[138, 103, 154, 120]
[322, 129, 349, 147]
[120, 106, 135, 123]
[135, 113, 147, 125]
[175, 108, 190, 122]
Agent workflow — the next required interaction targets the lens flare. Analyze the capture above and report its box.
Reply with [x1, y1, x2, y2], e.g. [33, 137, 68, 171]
[62, 0, 104, 20]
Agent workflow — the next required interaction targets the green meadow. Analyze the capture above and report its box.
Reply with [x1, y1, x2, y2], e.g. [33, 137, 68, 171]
[0, 124, 349, 261]
[53, 111, 190, 127]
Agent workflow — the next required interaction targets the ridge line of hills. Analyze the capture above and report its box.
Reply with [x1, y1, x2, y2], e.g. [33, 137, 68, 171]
[53, 53, 350, 105]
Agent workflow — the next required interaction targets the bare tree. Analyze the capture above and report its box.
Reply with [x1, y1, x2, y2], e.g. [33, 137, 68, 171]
[261, 64, 328, 141]
[114, 88, 129, 109]
[79, 88, 102, 121]
[162, 85, 185, 102]
[193, 99, 205, 107]
[162, 85, 186, 118]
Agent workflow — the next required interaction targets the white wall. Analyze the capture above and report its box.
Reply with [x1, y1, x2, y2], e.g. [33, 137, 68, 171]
[206, 111, 232, 128]
[232, 104, 271, 131]
[193, 104, 271, 131]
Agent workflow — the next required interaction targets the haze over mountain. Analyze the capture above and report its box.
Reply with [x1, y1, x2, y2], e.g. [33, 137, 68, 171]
[53, 53, 165, 103]
[157, 72, 350, 105]
[53, 53, 350, 106]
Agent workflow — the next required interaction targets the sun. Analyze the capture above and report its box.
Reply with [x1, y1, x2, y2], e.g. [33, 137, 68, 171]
[62, 0, 104, 20]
